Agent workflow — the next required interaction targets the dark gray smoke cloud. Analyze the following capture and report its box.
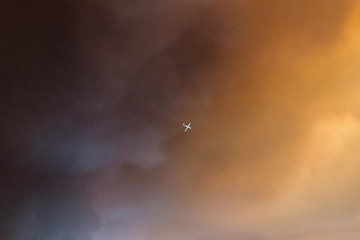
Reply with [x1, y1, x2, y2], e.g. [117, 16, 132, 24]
[0, 0, 221, 239]
[2, 0, 358, 239]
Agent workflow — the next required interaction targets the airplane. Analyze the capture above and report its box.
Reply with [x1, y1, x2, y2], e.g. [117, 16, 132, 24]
[182, 122, 191, 132]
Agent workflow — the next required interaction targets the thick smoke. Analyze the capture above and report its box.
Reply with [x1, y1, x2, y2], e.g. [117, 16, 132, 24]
[1, 0, 360, 239]
[0, 0, 222, 239]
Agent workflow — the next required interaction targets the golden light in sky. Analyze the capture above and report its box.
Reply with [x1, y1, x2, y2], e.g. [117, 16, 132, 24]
[3, 0, 360, 239]
[107, 1, 360, 239]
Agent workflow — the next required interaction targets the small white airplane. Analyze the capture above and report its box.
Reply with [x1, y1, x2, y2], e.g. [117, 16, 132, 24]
[183, 122, 191, 132]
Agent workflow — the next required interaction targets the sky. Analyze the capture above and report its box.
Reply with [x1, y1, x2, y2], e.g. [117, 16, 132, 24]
[1, 0, 360, 239]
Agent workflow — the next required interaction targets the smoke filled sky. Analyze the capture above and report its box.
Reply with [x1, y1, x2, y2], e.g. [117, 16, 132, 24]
[2, 0, 360, 239]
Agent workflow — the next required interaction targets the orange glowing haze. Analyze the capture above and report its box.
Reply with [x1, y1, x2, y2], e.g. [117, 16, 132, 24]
[95, 1, 360, 239]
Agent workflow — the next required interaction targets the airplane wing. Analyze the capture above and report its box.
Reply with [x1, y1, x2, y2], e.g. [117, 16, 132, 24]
[182, 123, 191, 132]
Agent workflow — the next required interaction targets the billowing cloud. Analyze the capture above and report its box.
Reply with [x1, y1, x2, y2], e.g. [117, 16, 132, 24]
[1, 0, 360, 239]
